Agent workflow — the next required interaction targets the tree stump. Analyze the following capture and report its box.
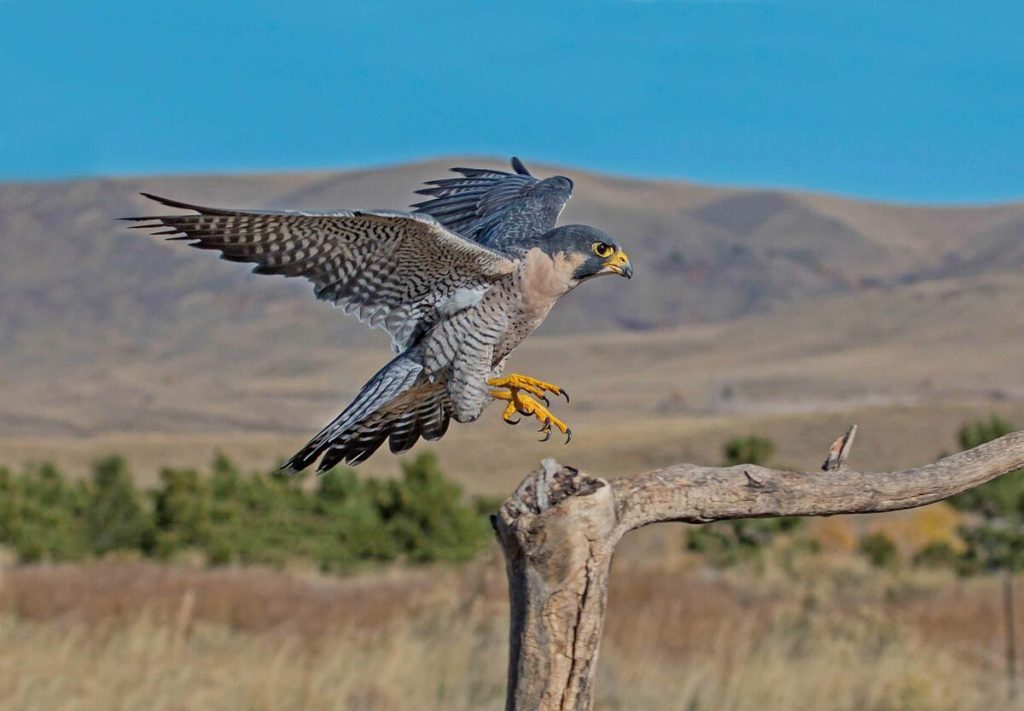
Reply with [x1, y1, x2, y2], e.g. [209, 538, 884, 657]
[492, 429, 1024, 711]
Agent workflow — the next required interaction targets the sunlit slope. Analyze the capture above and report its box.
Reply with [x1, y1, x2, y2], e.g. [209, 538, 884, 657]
[1, 159, 1021, 484]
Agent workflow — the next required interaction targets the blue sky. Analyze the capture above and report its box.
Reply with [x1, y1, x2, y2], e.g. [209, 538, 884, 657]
[2, 0, 1021, 203]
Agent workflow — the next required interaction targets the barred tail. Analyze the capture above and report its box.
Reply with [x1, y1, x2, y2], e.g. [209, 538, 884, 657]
[280, 354, 451, 472]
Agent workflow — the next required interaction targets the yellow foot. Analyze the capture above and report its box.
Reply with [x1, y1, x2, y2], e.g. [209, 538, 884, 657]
[490, 388, 572, 444]
[487, 373, 569, 405]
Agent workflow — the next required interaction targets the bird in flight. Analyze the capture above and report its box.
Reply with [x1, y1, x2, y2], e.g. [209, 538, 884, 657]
[127, 158, 632, 470]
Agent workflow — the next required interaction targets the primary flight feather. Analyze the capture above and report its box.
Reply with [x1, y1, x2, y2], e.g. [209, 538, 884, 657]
[126, 158, 633, 470]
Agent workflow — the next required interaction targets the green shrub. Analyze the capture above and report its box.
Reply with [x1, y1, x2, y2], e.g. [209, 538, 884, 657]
[150, 466, 212, 558]
[84, 455, 153, 556]
[687, 434, 807, 568]
[315, 468, 397, 570]
[0, 452, 493, 571]
[958, 524, 1024, 576]
[859, 531, 899, 570]
[378, 453, 492, 563]
[912, 541, 960, 570]
[723, 435, 776, 467]
[0, 467, 18, 543]
[947, 416, 1024, 576]
[2, 463, 89, 562]
[687, 516, 804, 568]
[949, 416, 1022, 521]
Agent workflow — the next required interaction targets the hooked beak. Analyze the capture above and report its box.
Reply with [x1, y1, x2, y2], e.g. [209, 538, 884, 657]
[602, 249, 633, 279]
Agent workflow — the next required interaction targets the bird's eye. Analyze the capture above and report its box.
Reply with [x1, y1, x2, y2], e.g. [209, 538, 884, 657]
[592, 242, 614, 258]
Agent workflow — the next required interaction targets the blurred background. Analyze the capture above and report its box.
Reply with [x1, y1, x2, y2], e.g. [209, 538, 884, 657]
[2, 1, 1023, 709]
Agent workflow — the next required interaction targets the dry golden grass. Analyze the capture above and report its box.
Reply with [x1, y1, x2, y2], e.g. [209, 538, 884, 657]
[1, 551, 1022, 711]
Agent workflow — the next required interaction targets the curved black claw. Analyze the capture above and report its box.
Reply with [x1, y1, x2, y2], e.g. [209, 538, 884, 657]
[540, 394, 550, 407]
[538, 425, 552, 443]
[560, 389, 570, 404]
[564, 428, 573, 444]
[505, 416, 521, 426]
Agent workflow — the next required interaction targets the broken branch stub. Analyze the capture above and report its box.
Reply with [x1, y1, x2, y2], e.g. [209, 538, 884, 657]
[493, 429, 1024, 711]
[822, 424, 858, 471]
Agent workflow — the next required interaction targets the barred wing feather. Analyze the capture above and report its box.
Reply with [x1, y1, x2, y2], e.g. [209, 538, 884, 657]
[412, 157, 573, 249]
[126, 194, 517, 351]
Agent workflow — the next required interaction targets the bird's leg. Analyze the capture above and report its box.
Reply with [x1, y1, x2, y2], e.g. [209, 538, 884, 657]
[490, 391, 526, 425]
[487, 374, 569, 405]
[489, 390, 572, 443]
[488, 374, 572, 442]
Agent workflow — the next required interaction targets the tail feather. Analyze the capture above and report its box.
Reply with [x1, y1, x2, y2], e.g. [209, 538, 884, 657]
[390, 388, 451, 452]
[320, 385, 452, 468]
[420, 398, 451, 441]
[280, 354, 452, 473]
[321, 416, 393, 469]
[387, 410, 422, 454]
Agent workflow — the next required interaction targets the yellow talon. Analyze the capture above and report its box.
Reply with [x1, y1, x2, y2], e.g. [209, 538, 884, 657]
[490, 391, 525, 423]
[487, 374, 569, 403]
[489, 378, 572, 443]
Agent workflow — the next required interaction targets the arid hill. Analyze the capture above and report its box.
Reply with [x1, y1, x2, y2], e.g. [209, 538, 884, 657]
[1, 159, 1021, 483]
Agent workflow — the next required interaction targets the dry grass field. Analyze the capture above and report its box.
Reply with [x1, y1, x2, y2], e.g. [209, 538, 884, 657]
[1, 551, 1021, 711]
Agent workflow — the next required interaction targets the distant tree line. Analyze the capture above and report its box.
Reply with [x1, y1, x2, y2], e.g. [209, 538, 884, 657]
[0, 452, 496, 571]
[3, 416, 1018, 576]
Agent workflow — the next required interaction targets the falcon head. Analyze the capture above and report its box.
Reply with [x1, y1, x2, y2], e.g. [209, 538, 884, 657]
[543, 225, 633, 282]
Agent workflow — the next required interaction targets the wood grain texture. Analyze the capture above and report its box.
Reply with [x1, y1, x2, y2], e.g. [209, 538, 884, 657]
[494, 429, 1024, 711]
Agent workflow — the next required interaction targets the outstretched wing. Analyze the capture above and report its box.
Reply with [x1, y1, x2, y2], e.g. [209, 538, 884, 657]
[411, 157, 573, 250]
[126, 194, 517, 352]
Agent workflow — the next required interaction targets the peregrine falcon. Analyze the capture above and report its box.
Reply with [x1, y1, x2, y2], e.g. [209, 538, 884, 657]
[127, 158, 632, 470]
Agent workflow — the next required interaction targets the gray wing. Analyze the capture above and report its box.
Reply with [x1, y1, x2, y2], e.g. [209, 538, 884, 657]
[411, 157, 573, 251]
[126, 194, 517, 352]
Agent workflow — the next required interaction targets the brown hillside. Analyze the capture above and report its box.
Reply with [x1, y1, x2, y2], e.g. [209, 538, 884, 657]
[0, 159, 1021, 482]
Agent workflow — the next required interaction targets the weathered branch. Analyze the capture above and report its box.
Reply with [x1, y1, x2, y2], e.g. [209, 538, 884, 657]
[493, 429, 1024, 711]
